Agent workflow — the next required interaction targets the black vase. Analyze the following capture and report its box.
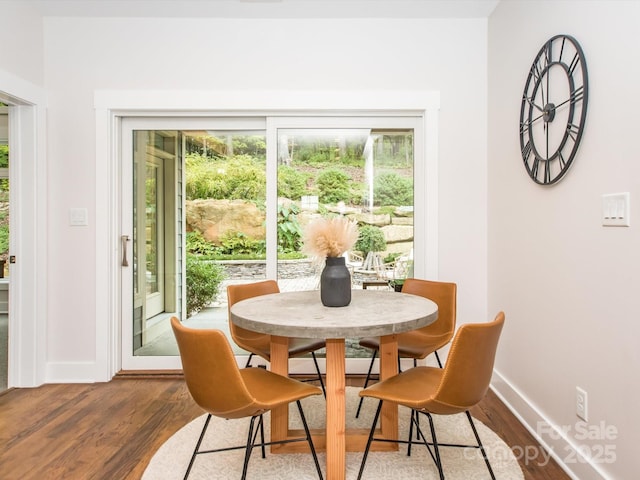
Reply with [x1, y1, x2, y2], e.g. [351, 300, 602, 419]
[320, 256, 352, 307]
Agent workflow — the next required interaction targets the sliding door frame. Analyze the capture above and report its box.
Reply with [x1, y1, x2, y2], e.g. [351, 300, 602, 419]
[95, 90, 440, 379]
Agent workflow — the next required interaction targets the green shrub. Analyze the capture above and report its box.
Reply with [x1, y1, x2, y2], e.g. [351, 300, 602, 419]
[0, 226, 7, 256]
[186, 231, 217, 256]
[185, 154, 266, 201]
[277, 203, 303, 253]
[277, 165, 308, 200]
[185, 255, 225, 317]
[355, 225, 386, 257]
[316, 169, 351, 204]
[225, 156, 265, 200]
[0, 145, 8, 168]
[374, 172, 413, 206]
[219, 231, 265, 256]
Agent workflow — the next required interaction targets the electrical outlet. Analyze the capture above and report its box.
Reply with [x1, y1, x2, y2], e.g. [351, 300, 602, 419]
[576, 387, 588, 421]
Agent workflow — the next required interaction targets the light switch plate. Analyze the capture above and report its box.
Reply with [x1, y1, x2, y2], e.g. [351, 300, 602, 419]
[602, 193, 630, 227]
[69, 207, 89, 226]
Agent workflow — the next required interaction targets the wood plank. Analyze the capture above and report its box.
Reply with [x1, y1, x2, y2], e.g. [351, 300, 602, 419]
[325, 338, 346, 480]
[268, 335, 290, 454]
[378, 334, 399, 449]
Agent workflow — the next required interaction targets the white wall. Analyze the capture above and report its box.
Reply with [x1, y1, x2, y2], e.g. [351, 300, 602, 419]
[41, 17, 488, 368]
[488, 1, 640, 479]
[0, 1, 44, 87]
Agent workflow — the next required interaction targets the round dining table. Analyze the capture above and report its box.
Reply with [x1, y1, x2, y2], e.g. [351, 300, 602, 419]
[230, 288, 438, 480]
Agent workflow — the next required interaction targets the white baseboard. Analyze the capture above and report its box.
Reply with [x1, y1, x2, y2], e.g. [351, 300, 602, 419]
[491, 369, 613, 480]
[45, 361, 100, 383]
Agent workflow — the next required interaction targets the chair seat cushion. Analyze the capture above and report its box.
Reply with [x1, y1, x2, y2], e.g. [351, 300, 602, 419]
[358, 366, 464, 415]
[287, 338, 326, 358]
[359, 331, 452, 359]
[243, 337, 326, 362]
[241, 366, 322, 412]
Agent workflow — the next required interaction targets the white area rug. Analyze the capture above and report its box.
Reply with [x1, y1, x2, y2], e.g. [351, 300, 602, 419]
[143, 387, 523, 479]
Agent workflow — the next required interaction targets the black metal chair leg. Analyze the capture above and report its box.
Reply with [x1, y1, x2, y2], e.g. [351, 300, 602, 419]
[434, 350, 443, 368]
[311, 352, 326, 398]
[425, 412, 445, 480]
[184, 413, 212, 480]
[356, 349, 378, 418]
[356, 400, 383, 480]
[244, 353, 254, 368]
[258, 414, 266, 459]
[407, 409, 415, 456]
[240, 416, 259, 480]
[466, 410, 496, 480]
[296, 400, 324, 480]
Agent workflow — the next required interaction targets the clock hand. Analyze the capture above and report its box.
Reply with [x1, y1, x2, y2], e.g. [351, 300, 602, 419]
[526, 96, 544, 112]
[553, 94, 580, 111]
[550, 86, 585, 111]
[546, 120, 549, 159]
[523, 111, 547, 128]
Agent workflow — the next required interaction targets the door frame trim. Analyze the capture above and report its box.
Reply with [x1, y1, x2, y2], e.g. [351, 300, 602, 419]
[0, 68, 48, 388]
[95, 89, 440, 379]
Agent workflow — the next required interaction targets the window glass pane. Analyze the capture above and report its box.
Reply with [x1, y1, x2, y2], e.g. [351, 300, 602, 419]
[0, 108, 8, 280]
[145, 164, 159, 294]
[182, 130, 267, 358]
[276, 127, 415, 358]
[183, 130, 267, 283]
[0, 178, 7, 279]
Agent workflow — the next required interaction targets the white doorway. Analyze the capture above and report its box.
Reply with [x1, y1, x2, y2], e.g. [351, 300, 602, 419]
[0, 71, 47, 389]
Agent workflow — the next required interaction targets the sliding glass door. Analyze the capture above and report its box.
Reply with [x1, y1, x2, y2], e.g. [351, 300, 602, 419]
[120, 114, 425, 372]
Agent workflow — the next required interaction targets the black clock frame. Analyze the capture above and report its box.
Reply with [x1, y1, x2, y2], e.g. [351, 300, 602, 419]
[519, 34, 589, 185]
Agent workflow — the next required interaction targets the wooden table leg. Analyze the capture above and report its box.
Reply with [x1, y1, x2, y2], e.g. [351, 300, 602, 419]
[270, 335, 289, 451]
[379, 334, 399, 446]
[325, 338, 346, 480]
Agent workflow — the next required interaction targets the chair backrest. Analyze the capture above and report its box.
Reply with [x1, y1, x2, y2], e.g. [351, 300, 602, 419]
[430, 312, 505, 413]
[401, 278, 457, 339]
[171, 316, 258, 419]
[227, 280, 279, 350]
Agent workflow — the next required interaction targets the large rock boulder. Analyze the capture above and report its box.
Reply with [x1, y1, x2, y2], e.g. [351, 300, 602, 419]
[381, 224, 413, 244]
[186, 199, 265, 243]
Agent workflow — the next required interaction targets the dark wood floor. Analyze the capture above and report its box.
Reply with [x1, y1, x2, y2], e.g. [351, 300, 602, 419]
[0, 375, 570, 480]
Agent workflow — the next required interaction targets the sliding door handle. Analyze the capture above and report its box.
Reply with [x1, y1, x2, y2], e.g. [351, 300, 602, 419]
[121, 235, 130, 266]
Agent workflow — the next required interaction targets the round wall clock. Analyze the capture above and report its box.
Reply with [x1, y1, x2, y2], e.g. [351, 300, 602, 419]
[519, 34, 589, 185]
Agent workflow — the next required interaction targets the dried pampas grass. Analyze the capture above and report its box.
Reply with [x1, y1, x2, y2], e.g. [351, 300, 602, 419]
[302, 216, 359, 259]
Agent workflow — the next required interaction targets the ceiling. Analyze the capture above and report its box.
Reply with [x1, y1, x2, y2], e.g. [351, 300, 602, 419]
[25, 0, 501, 19]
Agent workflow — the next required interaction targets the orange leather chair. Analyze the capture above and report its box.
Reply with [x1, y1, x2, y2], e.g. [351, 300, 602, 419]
[356, 312, 505, 480]
[227, 280, 326, 396]
[356, 278, 457, 417]
[171, 317, 323, 480]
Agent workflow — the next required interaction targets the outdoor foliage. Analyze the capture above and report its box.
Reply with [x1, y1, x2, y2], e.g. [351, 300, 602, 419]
[277, 203, 303, 253]
[185, 154, 265, 201]
[0, 225, 7, 257]
[181, 133, 413, 259]
[355, 225, 387, 257]
[185, 254, 225, 317]
[291, 135, 367, 167]
[185, 134, 266, 161]
[374, 172, 413, 206]
[0, 145, 8, 168]
[277, 165, 308, 201]
[218, 231, 265, 256]
[316, 169, 351, 204]
[185, 231, 217, 256]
